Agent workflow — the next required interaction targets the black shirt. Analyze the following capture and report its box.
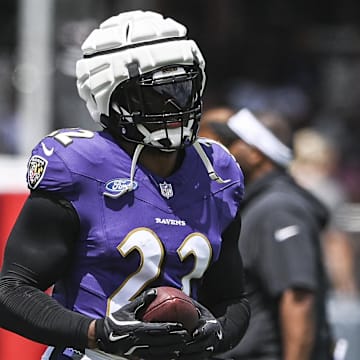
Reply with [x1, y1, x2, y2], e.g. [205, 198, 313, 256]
[218, 170, 332, 360]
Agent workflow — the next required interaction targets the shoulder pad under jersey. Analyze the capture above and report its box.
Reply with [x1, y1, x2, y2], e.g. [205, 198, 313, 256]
[26, 128, 103, 194]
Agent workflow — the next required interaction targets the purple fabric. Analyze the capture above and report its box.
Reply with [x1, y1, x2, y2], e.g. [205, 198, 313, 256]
[28, 130, 244, 318]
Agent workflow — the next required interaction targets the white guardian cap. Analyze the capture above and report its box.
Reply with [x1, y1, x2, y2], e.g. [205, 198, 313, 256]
[76, 10, 206, 149]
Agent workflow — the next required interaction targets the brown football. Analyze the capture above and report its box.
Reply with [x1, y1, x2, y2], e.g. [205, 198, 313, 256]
[140, 286, 199, 333]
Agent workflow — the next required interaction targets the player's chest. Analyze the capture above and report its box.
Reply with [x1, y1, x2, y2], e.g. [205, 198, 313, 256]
[75, 175, 224, 264]
[101, 190, 221, 256]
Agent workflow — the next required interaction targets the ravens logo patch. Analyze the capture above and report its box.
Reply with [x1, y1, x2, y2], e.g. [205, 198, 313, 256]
[27, 155, 48, 189]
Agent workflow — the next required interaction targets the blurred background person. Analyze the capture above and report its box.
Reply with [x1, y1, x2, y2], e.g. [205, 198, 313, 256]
[209, 108, 333, 360]
[198, 106, 235, 142]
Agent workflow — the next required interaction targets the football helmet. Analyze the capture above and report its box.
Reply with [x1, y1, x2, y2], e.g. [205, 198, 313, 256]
[76, 10, 206, 150]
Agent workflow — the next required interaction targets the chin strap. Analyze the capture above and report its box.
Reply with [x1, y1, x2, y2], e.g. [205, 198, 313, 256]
[130, 143, 145, 185]
[192, 140, 230, 184]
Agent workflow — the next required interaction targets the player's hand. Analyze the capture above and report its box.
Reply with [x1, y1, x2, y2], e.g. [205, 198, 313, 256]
[178, 300, 223, 359]
[95, 288, 190, 359]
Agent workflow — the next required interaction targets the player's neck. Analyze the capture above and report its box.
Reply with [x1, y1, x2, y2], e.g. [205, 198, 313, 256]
[140, 147, 183, 178]
[120, 140, 183, 178]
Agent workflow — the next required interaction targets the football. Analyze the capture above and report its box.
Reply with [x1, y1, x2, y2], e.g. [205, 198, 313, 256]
[140, 286, 199, 333]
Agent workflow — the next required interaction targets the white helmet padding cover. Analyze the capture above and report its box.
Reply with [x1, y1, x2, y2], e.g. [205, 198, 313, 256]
[76, 10, 206, 122]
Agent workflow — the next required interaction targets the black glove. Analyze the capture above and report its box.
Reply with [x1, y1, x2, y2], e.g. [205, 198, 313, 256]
[95, 288, 191, 359]
[179, 300, 223, 360]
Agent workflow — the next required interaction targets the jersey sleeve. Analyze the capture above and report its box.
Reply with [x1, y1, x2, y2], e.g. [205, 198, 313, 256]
[26, 134, 78, 195]
[256, 208, 318, 296]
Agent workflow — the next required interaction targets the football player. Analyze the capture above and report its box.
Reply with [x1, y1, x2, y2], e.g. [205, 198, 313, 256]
[0, 10, 250, 360]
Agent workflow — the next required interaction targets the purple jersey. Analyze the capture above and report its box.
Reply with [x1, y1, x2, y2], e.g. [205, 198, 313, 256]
[26, 129, 244, 318]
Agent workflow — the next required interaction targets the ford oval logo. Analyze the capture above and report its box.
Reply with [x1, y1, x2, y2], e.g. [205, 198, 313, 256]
[104, 178, 138, 198]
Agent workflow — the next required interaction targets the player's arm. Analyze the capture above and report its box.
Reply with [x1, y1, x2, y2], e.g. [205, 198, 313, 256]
[0, 191, 93, 348]
[197, 211, 250, 353]
[280, 288, 315, 360]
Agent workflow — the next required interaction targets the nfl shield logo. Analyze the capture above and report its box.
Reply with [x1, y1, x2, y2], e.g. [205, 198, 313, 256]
[159, 181, 174, 199]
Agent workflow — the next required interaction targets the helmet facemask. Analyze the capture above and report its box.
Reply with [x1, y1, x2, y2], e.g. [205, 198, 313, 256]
[103, 64, 203, 150]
